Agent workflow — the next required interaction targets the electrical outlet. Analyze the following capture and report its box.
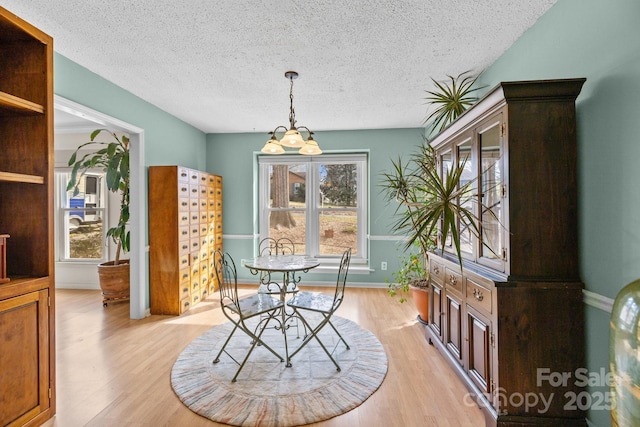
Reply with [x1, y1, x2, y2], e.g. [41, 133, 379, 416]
[381, 261, 387, 271]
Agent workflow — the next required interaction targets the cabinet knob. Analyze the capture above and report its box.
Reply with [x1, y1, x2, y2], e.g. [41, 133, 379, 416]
[433, 265, 440, 274]
[473, 288, 484, 301]
[449, 275, 457, 286]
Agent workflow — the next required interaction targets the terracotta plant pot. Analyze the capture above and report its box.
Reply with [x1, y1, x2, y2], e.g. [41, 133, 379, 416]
[98, 259, 130, 306]
[410, 284, 429, 325]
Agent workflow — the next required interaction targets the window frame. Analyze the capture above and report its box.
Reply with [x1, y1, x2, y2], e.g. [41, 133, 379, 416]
[55, 168, 109, 263]
[258, 153, 368, 266]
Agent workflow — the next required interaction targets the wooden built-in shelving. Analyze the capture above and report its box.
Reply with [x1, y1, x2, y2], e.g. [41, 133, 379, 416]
[0, 5, 55, 426]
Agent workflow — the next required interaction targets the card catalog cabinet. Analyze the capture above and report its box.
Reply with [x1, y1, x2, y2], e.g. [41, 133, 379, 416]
[0, 6, 55, 426]
[149, 166, 223, 315]
[426, 79, 587, 427]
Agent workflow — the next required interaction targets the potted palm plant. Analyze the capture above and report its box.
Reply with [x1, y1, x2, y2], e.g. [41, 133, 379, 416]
[67, 129, 130, 306]
[381, 71, 484, 319]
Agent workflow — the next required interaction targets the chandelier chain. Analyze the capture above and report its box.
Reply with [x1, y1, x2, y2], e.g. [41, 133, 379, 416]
[289, 76, 296, 129]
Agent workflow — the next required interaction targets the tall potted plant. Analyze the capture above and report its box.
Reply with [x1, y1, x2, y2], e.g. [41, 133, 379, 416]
[381, 71, 484, 319]
[67, 129, 130, 306]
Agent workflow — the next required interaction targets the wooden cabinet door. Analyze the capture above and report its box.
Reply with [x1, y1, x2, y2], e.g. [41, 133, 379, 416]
[445, 291, 463, 365]
[466, 305, 492, 395]
[0, 289, 50, 426]
[429, 281, 443, 341]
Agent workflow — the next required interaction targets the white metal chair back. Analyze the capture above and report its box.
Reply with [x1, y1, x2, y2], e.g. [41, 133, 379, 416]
[259, 237, 295, 255]
[213, 250, 239, 313]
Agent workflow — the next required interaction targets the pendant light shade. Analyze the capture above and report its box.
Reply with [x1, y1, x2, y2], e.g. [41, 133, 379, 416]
[299, 138, 322, 155]
[261, 136, 285, 154]
[280, 128, 305, 147]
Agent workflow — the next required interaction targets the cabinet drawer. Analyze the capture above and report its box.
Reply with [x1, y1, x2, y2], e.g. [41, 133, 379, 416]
[445, 268, 463, 296]
[189, 184, 200, 198]
[178, 240, 190, 256]
[178, 197, 190, 211]
[191, 289, 201, 306]
[430, 259, 444, 283]
[189, 170, 200, 184]
[177, 167, 190, 183]
[180, 282, 190, 300]
[179, 254, 190, 269]
[179, 267, 190, 286]
[178, 182, 190, 197]
[178, 213, 190, 227]
[190, 224, 200, 238]
[180, 297, 191, 314]
[467, 278, 492, 314]
[178, 225, 190, 240]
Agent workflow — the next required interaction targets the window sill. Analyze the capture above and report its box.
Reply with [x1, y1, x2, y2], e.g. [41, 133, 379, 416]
[311, 264, 372, 275]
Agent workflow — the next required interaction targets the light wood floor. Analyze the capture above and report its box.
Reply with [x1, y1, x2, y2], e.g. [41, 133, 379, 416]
[44, 287, 484, 427]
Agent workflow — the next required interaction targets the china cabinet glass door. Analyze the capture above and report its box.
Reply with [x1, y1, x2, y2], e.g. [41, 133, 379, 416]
[477, 118, 504, 270]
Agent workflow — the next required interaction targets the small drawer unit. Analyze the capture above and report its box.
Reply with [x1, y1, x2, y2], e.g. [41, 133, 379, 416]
[149, 166, 223, 315]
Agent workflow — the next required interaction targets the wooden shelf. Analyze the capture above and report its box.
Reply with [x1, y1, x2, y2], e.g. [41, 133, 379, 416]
[0, 171, 45, 184]
[0, 90, 44, 115]
[0, 276, 50, 299]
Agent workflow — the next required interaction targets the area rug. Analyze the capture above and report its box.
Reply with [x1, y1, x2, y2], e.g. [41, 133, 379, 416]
[171, 315, 387, 426]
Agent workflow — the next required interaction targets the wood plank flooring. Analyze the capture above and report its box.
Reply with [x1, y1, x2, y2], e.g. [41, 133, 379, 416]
[44, 287, 484, 427]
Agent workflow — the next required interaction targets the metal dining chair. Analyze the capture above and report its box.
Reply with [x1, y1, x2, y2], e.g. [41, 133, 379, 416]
[257, 237, 298, 292]
[257, 237, 303, 336]
[212, 250, 286, 382]
[285, 248, 352, 370]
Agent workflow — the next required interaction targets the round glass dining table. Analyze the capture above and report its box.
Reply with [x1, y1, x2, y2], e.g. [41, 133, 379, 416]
[242, 254, 320, 364]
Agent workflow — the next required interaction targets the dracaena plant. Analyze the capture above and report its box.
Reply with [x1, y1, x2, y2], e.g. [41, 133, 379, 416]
[423, 70, 484, 135]
[67, 129, 130, 265]
[380, 143, 481, 269]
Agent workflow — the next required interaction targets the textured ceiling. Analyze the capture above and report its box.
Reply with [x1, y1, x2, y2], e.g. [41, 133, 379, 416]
[3, 0, 557, 133]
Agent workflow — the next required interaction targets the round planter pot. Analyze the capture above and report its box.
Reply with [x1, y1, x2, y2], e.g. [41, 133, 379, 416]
[98, 259, 130, 307]
[410, 285, 429, 325]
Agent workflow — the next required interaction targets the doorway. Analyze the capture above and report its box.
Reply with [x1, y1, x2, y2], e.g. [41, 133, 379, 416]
[54, 95, 147, 319]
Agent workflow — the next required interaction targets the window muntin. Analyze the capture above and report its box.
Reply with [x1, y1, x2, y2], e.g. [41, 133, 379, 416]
[56, 170, 108, 261]
[259, 154, 367, 262]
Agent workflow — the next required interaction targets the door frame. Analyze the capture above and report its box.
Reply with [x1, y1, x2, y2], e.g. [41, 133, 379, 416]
[54, 95, 147, 319]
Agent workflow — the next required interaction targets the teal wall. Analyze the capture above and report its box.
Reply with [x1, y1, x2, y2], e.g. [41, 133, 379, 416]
[54, 54, 207, 170]
[206, 128, 426, 284]
[475, 0, 640, 425]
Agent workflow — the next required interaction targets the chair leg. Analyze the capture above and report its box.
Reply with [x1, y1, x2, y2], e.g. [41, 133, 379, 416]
[213, 323, 240, 364]
[286, 310, 341, 371]
[214, 313, 284, 382]
[325, 315, 350, 350]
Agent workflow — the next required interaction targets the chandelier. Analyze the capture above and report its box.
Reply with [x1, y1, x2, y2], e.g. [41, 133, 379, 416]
[261, 71, 322, 155]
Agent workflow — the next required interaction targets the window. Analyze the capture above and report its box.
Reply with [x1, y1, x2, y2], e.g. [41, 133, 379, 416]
[259, 154, 367, 263]
[55, 170, 108, 261]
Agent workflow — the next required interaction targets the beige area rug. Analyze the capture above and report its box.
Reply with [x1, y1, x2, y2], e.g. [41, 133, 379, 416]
[171, 315, 387, 426]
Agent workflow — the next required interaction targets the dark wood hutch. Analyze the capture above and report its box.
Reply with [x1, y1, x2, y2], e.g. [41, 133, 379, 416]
[426, 78, 587, 426]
